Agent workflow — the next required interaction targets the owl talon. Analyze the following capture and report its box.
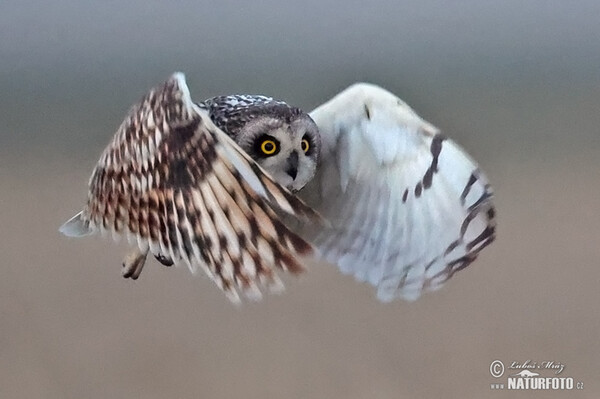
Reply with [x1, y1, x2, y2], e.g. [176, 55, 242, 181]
[122, 248, 148, 280]
[154, 253, 174, 267]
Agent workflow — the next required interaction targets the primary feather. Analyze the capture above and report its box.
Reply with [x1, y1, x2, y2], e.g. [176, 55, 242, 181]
[301, 83, 496, 301]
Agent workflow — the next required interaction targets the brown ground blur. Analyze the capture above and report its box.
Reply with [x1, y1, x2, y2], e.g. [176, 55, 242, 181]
[2, 138, 599, 398]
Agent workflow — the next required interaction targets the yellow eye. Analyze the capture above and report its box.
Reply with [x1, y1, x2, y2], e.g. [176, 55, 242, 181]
[301, 138, 310, 153]
[260, 139, 277, 155]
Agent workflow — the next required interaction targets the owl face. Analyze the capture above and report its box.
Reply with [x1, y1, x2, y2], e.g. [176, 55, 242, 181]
[235, 113, 320, 192]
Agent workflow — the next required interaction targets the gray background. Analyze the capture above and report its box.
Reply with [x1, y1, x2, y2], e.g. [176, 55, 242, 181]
[1, 1, 599, 398]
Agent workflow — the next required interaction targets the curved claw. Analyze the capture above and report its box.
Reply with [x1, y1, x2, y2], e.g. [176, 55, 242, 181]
[154, 253, 174, 267]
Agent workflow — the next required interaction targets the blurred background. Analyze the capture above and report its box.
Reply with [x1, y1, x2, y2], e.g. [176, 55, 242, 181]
[1, 1, 599, 398]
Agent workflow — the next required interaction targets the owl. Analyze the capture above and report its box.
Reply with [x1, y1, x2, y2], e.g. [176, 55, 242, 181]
[60, 73, 496, 303]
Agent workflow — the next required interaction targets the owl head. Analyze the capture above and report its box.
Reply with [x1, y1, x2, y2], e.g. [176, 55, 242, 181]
[222, 103, 320, 192]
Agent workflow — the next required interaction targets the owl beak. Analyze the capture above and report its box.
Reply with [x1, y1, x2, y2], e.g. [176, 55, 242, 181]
[286, 151, 299, 180]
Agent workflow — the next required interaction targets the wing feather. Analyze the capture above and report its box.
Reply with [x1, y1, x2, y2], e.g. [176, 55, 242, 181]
[60, 73, 321, 302]
[301, 83, 496, 302]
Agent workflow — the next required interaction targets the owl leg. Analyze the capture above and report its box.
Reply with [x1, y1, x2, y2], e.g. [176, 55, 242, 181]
[122, 248, 148, 280]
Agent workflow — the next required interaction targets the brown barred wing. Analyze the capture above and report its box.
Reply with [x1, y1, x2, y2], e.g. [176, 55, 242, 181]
[62, 73, 320, 302]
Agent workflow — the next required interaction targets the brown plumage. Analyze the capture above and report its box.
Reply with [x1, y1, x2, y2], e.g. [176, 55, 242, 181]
[60, 73, 321, 303]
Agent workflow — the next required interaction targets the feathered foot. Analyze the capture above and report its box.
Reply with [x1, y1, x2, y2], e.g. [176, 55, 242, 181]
[122, 248, 149, 280]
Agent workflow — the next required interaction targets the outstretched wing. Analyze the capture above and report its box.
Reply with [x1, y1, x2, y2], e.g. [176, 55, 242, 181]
[60, 73, 321, 302]
[299, 83, 496, 302]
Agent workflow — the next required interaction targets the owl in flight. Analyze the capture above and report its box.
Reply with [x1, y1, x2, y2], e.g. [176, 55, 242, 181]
[60, 73, 495, 303]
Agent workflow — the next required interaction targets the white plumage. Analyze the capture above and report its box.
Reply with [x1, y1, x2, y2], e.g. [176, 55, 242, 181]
[301, 83, 495, 301]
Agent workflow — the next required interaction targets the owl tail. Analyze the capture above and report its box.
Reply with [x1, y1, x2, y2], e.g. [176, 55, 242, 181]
[59, 211, 93, 237]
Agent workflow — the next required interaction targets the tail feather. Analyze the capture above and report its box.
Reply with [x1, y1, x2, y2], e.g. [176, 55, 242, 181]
[59, 212, 93, 237]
